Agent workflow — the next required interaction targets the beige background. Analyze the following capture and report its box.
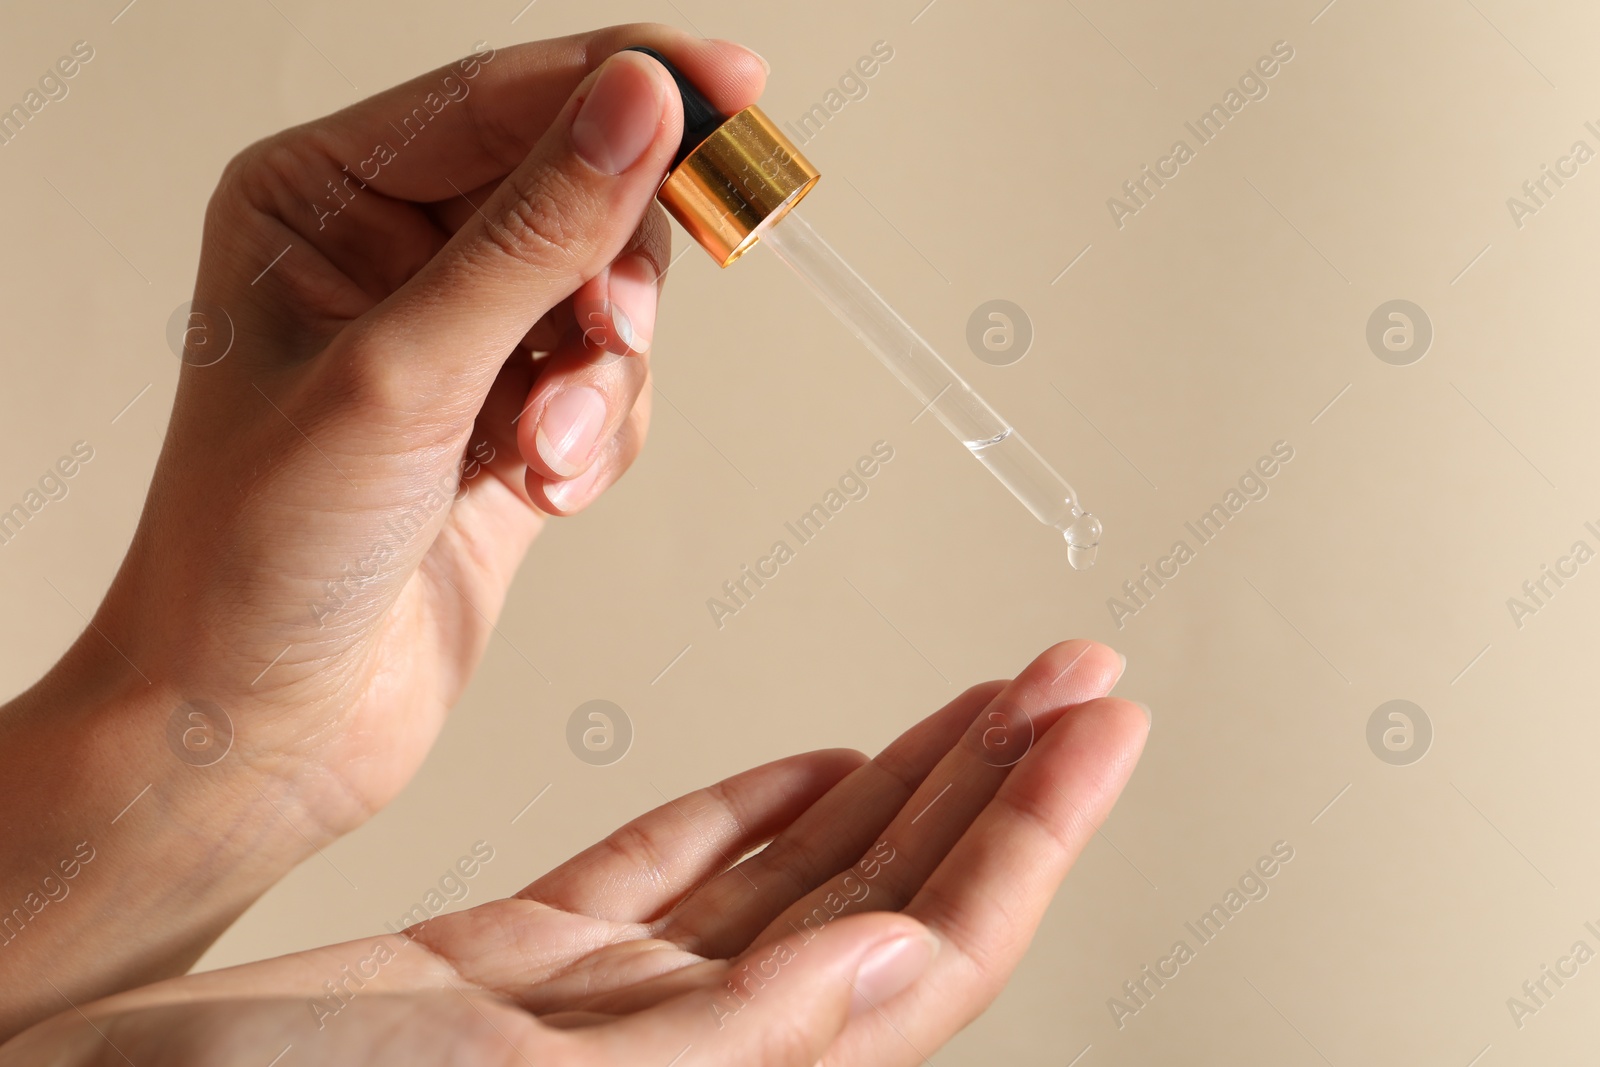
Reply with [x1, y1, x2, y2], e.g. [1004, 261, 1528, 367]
[3, 0, 1598, 1061]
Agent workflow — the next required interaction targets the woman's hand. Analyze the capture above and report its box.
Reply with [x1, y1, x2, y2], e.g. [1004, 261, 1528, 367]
[1, 642, 1146, 1066]
[126, 22, 755, 849]
[0, 25, 760, 1037]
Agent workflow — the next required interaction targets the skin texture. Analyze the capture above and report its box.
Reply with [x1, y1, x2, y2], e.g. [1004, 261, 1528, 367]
[1, 642, 1147, 1065]
[0, 23, 1150, 1063]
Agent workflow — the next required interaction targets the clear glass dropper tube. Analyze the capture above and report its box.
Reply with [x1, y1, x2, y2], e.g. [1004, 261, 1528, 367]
[759, 208, 1102, 569]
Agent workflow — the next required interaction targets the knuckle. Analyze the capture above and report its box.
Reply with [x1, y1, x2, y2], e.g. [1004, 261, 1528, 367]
[210, 133, 306, 217]
[868, 747, 927, 799]
[756, 842, 827, 908]
[320, 327, 423, 417]
[603, 822, 673, 895]
[913, 877, 1004, 977]
[701, 780, 753, 840]
[962, 680, 1009, 705]
[1002, 782, 1091, 855]
[486, 166, 597, 268]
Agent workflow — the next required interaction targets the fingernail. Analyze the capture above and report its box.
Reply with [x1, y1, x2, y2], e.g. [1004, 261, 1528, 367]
[535, 386, 607, 477]
[572, 52, 664, 175]
[1134, 701, 1152, 726]
[1114, 653, 1127, 689]
[607, 253, 657, 353]
[545, 461, 605, 512]
[851, 930, 938, 1016]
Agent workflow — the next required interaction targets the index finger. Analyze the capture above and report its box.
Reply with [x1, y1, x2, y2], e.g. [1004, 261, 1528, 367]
[300, 24, 767, 204]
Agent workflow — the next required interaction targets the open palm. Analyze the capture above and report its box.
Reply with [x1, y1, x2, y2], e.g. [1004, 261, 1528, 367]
[2, 642, 1143, 1066]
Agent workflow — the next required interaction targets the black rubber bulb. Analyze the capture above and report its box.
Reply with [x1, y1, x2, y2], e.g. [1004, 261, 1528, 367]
[622, 45, 727, 169]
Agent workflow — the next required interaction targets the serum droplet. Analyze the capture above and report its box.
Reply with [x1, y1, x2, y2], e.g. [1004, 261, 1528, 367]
[1062, 510, 1102, 572]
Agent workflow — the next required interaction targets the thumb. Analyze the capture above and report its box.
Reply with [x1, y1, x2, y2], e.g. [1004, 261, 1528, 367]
[363, 47, 683, 410]
[576, 913, 940, 1066]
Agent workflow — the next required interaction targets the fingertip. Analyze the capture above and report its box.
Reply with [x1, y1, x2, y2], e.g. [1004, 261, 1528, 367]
[1034, 639, 1123, 697]
[811, 746, 872, 774]
[592, 911, 934, 1065]
[1067, 695, 1153, 751]
[777, 910, 937, 999]
[570, 48, 677, 176]
[849, 919, 940, 1017]
[673, 36, 768, 114]
[590, 25, 766, 108]
[530, 461, 606, 515]
[711, 38, 770, 82]
[747, 746, 869, 785]
[606, 252, 658, 354]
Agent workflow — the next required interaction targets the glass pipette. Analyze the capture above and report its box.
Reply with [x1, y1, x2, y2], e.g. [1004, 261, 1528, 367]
[628, 46, 1101, 568]
[757, 209, 1101, 568]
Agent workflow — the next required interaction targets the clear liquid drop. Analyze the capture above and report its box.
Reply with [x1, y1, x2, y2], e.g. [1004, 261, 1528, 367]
[1062, 510, 1102, 571]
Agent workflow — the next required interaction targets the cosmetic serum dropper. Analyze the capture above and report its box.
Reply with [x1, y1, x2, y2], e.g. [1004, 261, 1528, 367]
[627, 47, 1102, 569]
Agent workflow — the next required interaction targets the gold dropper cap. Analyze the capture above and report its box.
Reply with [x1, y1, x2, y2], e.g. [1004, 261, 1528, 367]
[657, 105, 820, 267]
[621, 47, 820, 268]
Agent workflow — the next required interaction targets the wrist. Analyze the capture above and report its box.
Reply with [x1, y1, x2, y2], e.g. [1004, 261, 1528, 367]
[0, 635, 324, 1040]
[19, 631, 324, 878]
